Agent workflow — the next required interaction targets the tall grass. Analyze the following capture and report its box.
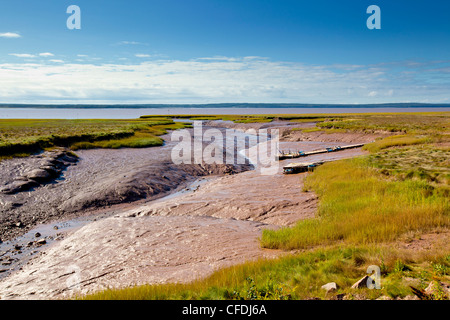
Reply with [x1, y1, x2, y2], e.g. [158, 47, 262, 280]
[367, 145, 450, 186]
[261, 158, 449, 250]
[363, 135, 429, 153]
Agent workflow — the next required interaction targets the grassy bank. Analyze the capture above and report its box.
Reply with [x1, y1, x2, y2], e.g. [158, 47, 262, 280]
[261, 158, 449, 250]
[82, 245, 449, 300]
[0, 118, 191, 158]
[262, 112, 449, 250]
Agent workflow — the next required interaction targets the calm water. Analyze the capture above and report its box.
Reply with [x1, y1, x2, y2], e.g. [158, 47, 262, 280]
[0, 107, 449, 119]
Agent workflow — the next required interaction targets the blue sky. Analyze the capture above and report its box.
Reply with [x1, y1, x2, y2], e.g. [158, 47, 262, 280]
[0, 0, 449, 104]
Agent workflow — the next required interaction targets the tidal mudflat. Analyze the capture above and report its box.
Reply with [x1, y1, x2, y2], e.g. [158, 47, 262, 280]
[0, 119, 374, 299]
[1, 113, 448, 300]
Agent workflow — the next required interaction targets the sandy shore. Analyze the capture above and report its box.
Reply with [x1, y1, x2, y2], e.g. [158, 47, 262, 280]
[0, 121, 382, 300]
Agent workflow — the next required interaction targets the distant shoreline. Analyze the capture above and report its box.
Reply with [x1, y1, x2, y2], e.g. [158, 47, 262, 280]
[1, 105, 449, 119]
[1, 103, 450, 109]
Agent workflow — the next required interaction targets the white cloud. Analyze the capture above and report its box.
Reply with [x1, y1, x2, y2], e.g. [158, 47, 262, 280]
[118, 41, 148, 46]
[0, 57, 448, 104]
[135, 54, 151, 58]
[9, 53, 35, 58]
[39, 52, 54, 57]
[0, 32, 21, 38]
[196, 56, 239, 62]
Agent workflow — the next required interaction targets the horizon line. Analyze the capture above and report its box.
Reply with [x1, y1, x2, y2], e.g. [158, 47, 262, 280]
[1, 102, 450, 109]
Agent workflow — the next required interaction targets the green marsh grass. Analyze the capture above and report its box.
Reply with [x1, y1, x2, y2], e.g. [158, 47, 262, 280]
[363, 135, 429, 153]
[367, 145, 450, 186]
[0, 118, 189, 158]
[298, 127, 323, 133]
